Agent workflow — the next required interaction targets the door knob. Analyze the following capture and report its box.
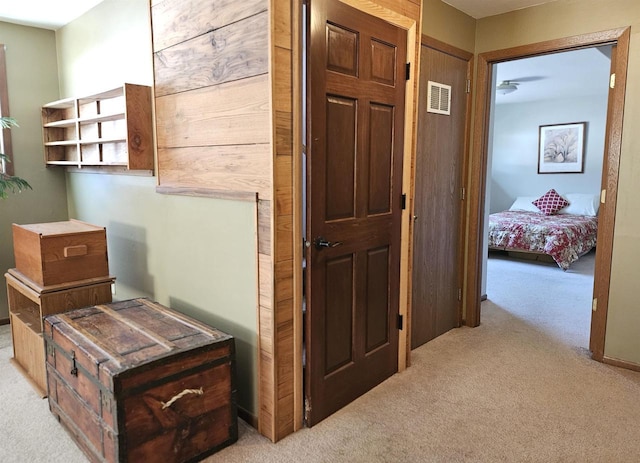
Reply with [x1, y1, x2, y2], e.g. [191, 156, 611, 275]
[314, 236, 343, 250]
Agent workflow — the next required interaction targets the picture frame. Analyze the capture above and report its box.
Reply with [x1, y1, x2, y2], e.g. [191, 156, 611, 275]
[538, 122, 586, 174]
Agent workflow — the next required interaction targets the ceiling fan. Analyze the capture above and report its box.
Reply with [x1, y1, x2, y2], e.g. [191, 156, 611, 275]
[496, 80, 519, 95]
[496, 76, 546, 95]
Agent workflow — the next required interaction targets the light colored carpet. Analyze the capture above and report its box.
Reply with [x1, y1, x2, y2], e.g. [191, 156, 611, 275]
[0, 324, 88, 463]
[2, 250, 639, 462]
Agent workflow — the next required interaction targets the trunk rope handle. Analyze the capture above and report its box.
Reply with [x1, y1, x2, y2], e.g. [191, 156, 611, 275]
[161, 387, 204, 409]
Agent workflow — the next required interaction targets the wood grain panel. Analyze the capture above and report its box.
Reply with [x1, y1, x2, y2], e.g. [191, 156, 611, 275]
[151, 0, 268, 52]
[327, 23, 359, 76]
[275, 297, 294, 440]
[155, 74, 270, 149]
[366, 246, 390, 352]
[275, 48, 293, 114]
[157, 144, 271, 197]
[258, 253, 273, 310]
[326, 95, 357, 221]
[276, 214, 293, 264]
[370, 39, 396, 86]
[368, 103, 393, 215]
[275, 111, 293, 156]
[258, 348, 274, 437]
[340, 0, 420, 26]
[155, 186, 257, 202]
[275, 259, 294, 303]
[325, 255, 355, 374]
[258, 200, 272, 256]
[273, 0, 292, 50]
[154, 12, 269, 97]
[276, 154, 293, 214]
[259, 305, 273, 354]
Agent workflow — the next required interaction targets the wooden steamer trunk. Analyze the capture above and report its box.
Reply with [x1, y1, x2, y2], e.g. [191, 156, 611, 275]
[43, 298, 238, 463]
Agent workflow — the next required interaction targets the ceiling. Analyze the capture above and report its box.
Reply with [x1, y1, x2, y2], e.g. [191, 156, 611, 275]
[0, 0, 104, 30]
[494, 46, 612, 104]
[443, 0, 560, 18]
[0, 0, 563, 29]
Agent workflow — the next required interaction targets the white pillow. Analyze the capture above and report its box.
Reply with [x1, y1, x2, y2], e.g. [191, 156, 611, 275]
[558, 193, 599, 216]
[508, 196, 540, 213]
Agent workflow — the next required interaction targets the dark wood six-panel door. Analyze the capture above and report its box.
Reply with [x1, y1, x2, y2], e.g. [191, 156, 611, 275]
[305, 0, 407, 426]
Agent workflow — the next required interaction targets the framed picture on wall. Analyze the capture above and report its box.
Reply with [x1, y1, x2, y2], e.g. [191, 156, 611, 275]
[538, 122, 586, 174]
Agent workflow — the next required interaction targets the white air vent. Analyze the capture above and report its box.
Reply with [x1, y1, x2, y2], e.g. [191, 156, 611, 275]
[427, 81, 451, 115]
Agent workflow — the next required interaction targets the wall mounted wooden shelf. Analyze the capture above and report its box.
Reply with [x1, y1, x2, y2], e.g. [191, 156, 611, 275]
[41, 83, 153, 174]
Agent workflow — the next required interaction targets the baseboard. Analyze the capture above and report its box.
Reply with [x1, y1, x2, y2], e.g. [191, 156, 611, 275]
[237, 405, 258, 429]
[480, 294, 487, 301]
[602, 355, 640, 372]
[0, 318, 9, 326]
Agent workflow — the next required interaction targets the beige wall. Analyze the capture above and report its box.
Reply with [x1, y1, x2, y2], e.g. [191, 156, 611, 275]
[421, 0, 476, 52]
[56, 0, 259, 415]
[475, 0, 640, 364]
[0, 23, 68, 319]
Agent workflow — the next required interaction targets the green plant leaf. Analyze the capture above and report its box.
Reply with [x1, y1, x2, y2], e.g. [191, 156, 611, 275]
[0, 116, 18, 129]
[0, 117, 31, 199]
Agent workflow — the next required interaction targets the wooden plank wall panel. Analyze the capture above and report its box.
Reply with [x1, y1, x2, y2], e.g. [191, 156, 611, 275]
[157, 144, 272, 198]
[263, 0, 296, 443]
[154, 12, 269, 97]
[151, 0, 274, 430]
[155, 75, 270, 148]
[151, 0, 268, 52]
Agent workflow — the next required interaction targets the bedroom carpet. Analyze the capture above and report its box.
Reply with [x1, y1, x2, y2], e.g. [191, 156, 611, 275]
[2, 250, 640, 462]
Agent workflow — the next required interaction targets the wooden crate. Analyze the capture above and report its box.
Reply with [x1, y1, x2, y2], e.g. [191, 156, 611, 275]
[10, 311, 47, 393]
[5, 269, 115, 396]
[12, 219, 109, 287]
[44, 298, 238, 463]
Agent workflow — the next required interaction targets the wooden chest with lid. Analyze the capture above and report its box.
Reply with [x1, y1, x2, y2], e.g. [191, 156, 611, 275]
[13, 219, 109, 287]
[43, 298, 238, 463]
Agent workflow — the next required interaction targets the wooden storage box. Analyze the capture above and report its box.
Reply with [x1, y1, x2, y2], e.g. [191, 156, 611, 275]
[13, 219, 109, 287]
[5, 269, 115, 396]
[44, 298, 237, 463]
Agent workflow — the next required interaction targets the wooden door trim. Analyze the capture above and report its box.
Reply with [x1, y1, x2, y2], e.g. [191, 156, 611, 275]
[465, 27, 630, 364]
[421, 35, 473, 61]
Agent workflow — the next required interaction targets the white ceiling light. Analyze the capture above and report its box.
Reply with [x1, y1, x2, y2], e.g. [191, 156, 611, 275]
[497, 81, 518, 95]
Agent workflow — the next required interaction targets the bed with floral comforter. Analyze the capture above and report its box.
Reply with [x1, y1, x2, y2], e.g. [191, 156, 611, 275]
[488, 211, 598, 270]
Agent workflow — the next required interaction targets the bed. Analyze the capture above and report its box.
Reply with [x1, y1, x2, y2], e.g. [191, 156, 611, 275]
[488, 191, 599, 270]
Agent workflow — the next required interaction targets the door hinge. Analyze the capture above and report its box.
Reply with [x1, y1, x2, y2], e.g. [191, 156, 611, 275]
[600, 189, 606, 204]
[592, 298, 598, 312]
[466, 79, 471, 94]
[401, 193, 407, 210]
[610, 73, 616, 89]
[457, 288, 462, 301]
[405, 63, 411, 81]
[460, 187, 465, 200]
[397, 314, 404, 330]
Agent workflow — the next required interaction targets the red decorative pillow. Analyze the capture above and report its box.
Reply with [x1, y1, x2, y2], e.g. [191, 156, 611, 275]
[532, 189, 570, 215]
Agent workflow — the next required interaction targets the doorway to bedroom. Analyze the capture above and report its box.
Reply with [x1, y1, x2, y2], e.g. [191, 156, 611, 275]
[481, 46, 612, 351]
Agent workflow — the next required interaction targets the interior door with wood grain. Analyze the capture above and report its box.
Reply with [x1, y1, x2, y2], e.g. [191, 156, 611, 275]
[305, 0, 407, 426]
[411, 42, 470, 349]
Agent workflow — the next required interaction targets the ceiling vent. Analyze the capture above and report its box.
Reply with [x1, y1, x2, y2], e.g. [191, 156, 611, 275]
[427, 81, 451, 115]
